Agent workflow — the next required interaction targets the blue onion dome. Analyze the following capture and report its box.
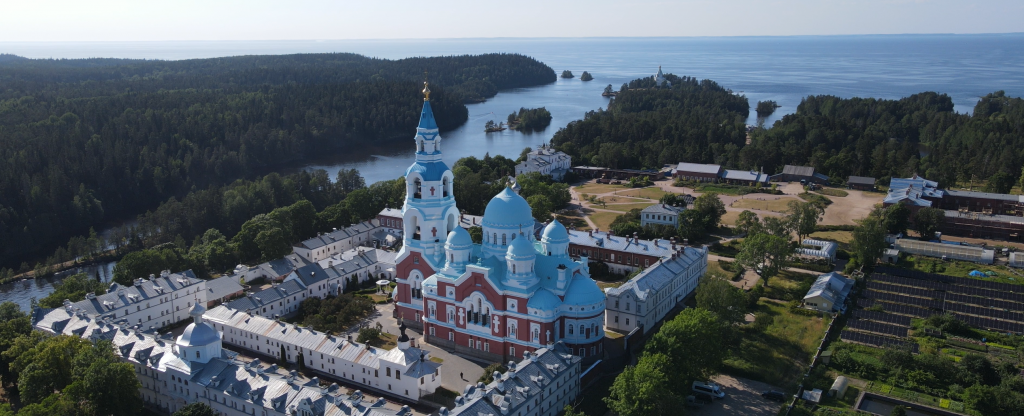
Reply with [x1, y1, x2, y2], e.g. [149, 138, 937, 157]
[506, 235, 536, 259]
[527, 288, 561, 310]
[541, 219, 569, 243]
[446, 227, 473, 249]
[483, 187, 534, 228]
[562, 273, 605, 306]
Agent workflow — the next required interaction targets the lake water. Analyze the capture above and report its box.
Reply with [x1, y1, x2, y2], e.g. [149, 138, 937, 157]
[0, 262, 115, 312]
[2, 34, 1024, 306]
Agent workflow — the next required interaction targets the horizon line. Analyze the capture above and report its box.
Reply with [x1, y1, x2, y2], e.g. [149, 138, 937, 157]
[3, 32, 1024, 43]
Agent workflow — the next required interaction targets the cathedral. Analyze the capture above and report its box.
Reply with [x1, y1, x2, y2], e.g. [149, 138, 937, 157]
[394, 82, 606, 362]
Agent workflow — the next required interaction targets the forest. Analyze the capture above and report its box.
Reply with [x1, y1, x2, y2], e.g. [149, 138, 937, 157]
[550, 74, 750, 170]
[553, 72, 1024, 192]
[0, 53, 555, 268]
[507, 107, 553, 131]
[452, 151, 571, 221]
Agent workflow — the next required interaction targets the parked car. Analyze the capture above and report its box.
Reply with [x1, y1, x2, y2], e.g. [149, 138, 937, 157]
[761, 390, 787, 402]
[692, 381, 726, 399]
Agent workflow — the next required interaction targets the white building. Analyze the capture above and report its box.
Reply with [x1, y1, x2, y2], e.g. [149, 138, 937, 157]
[639, 204, 686, 228]
[444, 343, 581, 416]
[653, 66, 671, 88]
[294, 220, 382, 263]
[318, 247, 399, 287]
[37, 301, 426, 415]
[225, 280, 310, 320]
[603, 247, 708, 334]
[33, 269, 207, 333]
[796, 239, 838, 263]
[204, 306, 442, 402]
[802, 272, 855, 313]
[514, 145, 572, 180]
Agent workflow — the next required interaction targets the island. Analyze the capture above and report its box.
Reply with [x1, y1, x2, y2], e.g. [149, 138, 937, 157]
[561, 70, 574, 79]
[507, 107, 553, 131]
[484, 120, 507, 133]
[580, 71, 593, 81]
[602, 84, 617, 97]
[756, 100, 781, 117]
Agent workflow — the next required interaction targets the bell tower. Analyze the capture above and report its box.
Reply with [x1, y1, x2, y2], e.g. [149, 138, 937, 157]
[400, 81, 460, 264]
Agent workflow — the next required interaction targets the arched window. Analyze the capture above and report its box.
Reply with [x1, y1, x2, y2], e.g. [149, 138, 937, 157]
[568, 325, 574, 335]
[493, 233, 497, 244]
[513, 265, 516, 273]
[502, 234, 507, 246]
[195, 351, 200, 359]
[579, 324, 585, 335]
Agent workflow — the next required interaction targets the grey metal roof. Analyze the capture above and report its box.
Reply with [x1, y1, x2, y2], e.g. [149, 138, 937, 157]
[803, 272, 853, 311]
[207, 276, 244, 301]
[204, 306, 435, 374]
[675, 162, 722, 175]
[884, 177, 940, 207]
[377, 208, 402, 220]
[292, 263, 329, 287]
[605, 247, 706, 301]
[449, 343, 578, 416]
[847, 176, 875, 185]
[298, 220, 380, 250]
[259, 256, 309, 278]
[782, 165, 816, 177]
[225, 280, 306, 312]
[945, 189, 1024, 202]
[48, 270, 201, 318]
[641, 204, 686, 216]
[568, 230, 675, 258]
[723, 169, 768, 182]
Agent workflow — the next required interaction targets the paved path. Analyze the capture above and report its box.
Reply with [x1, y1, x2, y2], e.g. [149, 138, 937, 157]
[689, 375, 784, 416]
[366, 304, 488, 394]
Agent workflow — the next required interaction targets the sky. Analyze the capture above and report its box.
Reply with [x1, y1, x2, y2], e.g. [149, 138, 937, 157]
[1, 0, 1022, 41]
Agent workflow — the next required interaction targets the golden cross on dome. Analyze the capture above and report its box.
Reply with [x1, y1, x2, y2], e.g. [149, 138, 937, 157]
[422, 71, 431, 101]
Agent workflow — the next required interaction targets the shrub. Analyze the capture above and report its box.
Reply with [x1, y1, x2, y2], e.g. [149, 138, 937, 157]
[478, 363, 509, 384]
[356, 327, 382, 343]
[752, 312, 774, 331]
[799, 192, 832, 206]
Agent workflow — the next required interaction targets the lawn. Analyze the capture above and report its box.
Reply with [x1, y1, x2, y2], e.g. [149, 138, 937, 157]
[865, 382, 965, 413]
[603, 202, 656, 212]
[365, 332, 398, 350]
[763, 270, 818, 302]
[816, 385, 862, 413]
[720, 211, 741, 227]
[614, 187, 671, 200]
[574, 183, 629, 195]
[895, 255, 1024, 286]
[596, 280, 626, 290]
[599, 195, 649, 204]
[589, 211, 621, 231]
[705, 260, 734, 281]
[816, 188, 849, 197]
[723, 300, 831, 388]
[731, 197, 796, 213]
[808, 230, 854, 245]
[696, 184, 754, 196]
[554, 214, 589, 230]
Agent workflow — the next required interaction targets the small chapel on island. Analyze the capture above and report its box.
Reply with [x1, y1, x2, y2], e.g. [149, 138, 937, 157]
[654, 65, 671, 88]
[393, 82, 606, 363]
